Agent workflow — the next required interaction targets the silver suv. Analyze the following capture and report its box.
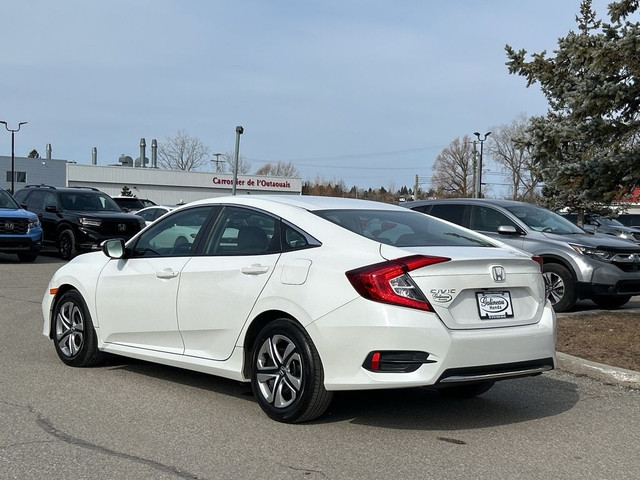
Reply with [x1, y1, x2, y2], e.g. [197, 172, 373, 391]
[403, 198, 640, 312]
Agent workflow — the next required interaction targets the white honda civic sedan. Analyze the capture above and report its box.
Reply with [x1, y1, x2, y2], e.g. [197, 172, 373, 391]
[43, 195, 556, 423]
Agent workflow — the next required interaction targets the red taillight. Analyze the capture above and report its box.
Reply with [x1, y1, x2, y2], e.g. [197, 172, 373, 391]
[532, 255, 543, 272]
[370, 352, 381, 370]
[346, 255, 450, 311]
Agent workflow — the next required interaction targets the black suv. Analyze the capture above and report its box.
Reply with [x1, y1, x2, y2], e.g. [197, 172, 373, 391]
[14, 185, 146, 260]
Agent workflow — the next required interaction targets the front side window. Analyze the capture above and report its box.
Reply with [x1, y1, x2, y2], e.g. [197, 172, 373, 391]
[470, 206, 518, 232]
[131, 206, 213, 257]
[315, 209, 494, 248]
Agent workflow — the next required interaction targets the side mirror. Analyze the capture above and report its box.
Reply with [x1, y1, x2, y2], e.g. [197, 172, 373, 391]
[102, 238, 125, 259]
[497, 225, 520, 235]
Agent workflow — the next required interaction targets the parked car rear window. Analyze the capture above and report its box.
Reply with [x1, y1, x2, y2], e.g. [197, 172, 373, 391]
[315, 209, 495, 248]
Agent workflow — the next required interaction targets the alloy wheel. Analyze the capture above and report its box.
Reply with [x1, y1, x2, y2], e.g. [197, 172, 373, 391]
[255, 334, 303, 409]
[55, 300, 85, 358]
[543, 271, 564, 306]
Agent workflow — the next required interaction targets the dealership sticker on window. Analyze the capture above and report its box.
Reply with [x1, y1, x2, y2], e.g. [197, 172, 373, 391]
[476, 291, 513, 319]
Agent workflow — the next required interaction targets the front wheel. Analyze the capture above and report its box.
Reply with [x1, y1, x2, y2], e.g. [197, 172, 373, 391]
[542, 263, 576, 312]
[58, 229, 77, 260]
[591, 294, 631, 309]
[53, 290, 103, 367]
[251, 319, 333, 423]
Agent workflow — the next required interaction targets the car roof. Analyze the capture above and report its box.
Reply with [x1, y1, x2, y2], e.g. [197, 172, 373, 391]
[21, 185, 102, 193]
[404, 198, 531, 208]
[188, 195, 402, 212]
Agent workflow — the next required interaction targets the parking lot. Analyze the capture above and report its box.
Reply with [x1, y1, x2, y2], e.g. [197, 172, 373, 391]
[1, 252, 639, 479]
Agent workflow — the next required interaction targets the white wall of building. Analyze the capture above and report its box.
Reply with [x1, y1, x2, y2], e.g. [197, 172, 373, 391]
[1, 156, 66, 193]
[67, 164, 301, 204]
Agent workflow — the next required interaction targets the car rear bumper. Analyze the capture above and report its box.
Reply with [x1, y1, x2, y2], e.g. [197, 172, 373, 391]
[307, 298, 557, 391]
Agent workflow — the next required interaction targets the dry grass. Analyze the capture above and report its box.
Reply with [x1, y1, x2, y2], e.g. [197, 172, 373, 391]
[556, 311, 640, 372]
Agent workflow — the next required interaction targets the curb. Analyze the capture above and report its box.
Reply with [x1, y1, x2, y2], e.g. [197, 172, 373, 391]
[556, 352, 640, 389]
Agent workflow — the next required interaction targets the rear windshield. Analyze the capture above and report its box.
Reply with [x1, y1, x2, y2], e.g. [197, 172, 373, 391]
[315, 209, 495, 248]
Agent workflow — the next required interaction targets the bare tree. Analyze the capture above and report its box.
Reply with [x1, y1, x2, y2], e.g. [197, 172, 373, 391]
[487, 114, 540, 201]
[431, 136, 475, 197]
[217, 152, 251, 175]
[158, 130, 210, 171]
[255, 161, 300, 177]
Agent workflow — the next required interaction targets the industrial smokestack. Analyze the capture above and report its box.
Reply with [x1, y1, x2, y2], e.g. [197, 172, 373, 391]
[139, 138, 146, 168]
[151, 139, 157, 168]
[46, 144, 52, 160]
[92, 147, 97, 165]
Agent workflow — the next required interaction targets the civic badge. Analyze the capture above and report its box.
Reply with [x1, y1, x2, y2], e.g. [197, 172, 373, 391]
[491, 265, 506, 282]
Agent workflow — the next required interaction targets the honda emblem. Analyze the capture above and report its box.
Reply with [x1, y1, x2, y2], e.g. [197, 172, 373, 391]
[491, 266, 506, 282]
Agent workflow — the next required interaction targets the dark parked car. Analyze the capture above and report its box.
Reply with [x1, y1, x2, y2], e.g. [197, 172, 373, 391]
[14, 185, 145, 260]
[111, 196, 156, 212]
[615, 213, 640, 228]
[0, 188, 42, 262]
[403, 198, 640, 312]
[562, 213, 640, 244]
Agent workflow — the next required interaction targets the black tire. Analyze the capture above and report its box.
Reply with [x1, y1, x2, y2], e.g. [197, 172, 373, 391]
[250, 319, 333, 423]
[17, 252, 38, 262]
[591, 294, 631, 309]
[542, 263, 576, 312]
[58, 229, 77, 260]
[436, 381, 495, 399]
[52, 290, 103, 367]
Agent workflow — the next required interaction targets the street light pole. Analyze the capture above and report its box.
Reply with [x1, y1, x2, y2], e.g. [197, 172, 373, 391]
[232, 126, 244, 196]
[0, 121, 28, 194]
[473, 131, 491, 198]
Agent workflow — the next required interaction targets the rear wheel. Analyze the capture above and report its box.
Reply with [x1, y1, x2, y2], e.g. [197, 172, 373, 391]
[53, 290, 103, 367]
[251, 319, 333, 423]
[58, 229, 77, 260]
[542, 263, 576, 312]
[436, 381, 495, 398]
[591, 294, 631, 309]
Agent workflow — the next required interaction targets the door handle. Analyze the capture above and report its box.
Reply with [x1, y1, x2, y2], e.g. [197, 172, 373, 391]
[241, 264, 270, 275]
[156, 269, 179, 279]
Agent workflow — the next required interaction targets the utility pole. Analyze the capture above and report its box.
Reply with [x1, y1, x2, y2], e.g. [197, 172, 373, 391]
[472, 140, 478, 198]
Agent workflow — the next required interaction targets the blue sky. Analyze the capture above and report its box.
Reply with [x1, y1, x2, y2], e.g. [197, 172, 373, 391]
[1, 0, 612, 192]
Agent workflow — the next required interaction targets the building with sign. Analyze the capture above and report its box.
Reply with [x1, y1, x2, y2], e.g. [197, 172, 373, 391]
[1, 155, 302, 203]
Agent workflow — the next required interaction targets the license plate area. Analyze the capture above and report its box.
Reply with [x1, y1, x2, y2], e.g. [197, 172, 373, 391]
[476, 291, 514, 319]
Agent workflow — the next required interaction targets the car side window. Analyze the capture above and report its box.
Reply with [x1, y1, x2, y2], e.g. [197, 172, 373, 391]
[428, 204, 467, 227]
[26, 190, 47, 210]
[13, 190, 29, 204]
[130, 207, 212, 257]
[203, 206, 277, 256]
[470, 206, 517, 232]
[43, 192, 59, 210]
